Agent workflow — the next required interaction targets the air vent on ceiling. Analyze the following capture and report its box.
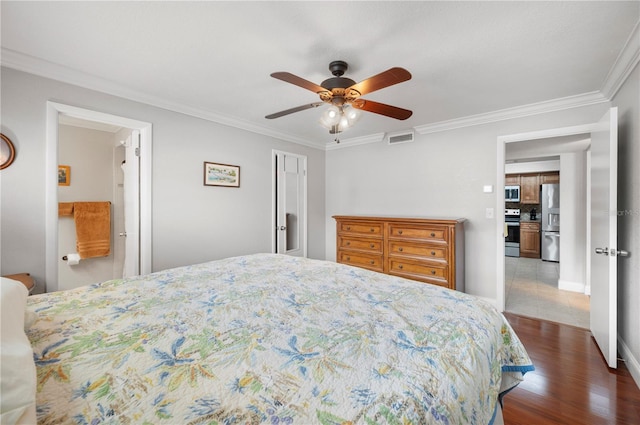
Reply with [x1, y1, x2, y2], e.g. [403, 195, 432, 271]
[387, 130, 415, 145]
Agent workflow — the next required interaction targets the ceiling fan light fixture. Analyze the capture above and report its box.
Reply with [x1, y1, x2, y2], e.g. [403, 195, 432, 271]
[320, 105, 341, 127]
[343, 104, 361, 125]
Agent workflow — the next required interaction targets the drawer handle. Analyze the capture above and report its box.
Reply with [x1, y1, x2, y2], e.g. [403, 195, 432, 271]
[398, 230, 403, 235]
[431, 251, 436, 256]
[370, 243, 375, 248]
[398, 247, 404, 252]
[370, 228, 375, 232]
[398, 264, 403, 269]
[346, 226, 351, 231]
[370, 260, 375, 265]
[346, 256, 351, 261]
[430, 232, 436, 237]
[346, 241, 351, 246]
[431, 270, 436, 275]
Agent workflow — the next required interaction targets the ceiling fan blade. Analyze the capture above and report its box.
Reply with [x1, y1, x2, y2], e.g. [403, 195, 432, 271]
[265, 102, 324, 119]
[270, 72, 329, 93]
[348, 67, 412, 96]
[352, 99, 413, 120]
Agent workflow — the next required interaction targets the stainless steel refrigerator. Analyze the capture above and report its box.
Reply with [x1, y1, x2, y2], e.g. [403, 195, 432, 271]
[541, 183, 560, 262]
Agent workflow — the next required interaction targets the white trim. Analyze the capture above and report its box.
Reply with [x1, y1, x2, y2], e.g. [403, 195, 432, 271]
[416, 92, 607, 135]
[45, 102, 153, 292]
[618, 335, 640, 390]
[601, 20, 640, 100]
[3, 48, 319, 150]
[6, 33, 637, 152]
[558, 279, 586, 293]
[324, 132, 385, 150]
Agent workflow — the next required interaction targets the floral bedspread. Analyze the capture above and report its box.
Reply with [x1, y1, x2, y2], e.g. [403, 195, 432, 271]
[26, 254, 533, 424]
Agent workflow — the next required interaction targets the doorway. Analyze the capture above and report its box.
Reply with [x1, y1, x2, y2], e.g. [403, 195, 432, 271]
[496, 124, 594, 313]
[45, 102, 152, 292]
[272, 150, 307, 257]
[57, 119, 133, 290]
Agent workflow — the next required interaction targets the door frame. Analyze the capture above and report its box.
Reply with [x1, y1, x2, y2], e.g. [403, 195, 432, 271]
[495, 123, 594, 311]
[271, 149, 307, 257]
[45, 102, 153, 292]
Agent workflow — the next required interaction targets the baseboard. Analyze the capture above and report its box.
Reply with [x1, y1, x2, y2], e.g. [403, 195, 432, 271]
[618, 335, 640, 390]
[558, 279, 586, 293]
[474, 295, 500, 310]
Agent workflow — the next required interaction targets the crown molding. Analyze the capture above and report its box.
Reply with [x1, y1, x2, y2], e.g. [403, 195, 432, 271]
[324, 132, 386, 151]
[0, 48, 323, 150]
[600, 19, 640, 99]
[4, 19, 639, 151]
[414, 91, 608, 135]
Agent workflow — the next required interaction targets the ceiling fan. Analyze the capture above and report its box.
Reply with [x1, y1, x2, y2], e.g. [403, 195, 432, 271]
[265, 60, 412, 134]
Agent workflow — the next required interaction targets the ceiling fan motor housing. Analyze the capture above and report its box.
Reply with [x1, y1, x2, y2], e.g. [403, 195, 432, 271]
[321, 60, 356, 90]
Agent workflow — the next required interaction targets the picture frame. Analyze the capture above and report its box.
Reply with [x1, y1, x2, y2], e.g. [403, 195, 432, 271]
[0, 133, 16, 170]
[204, 162, 240, 187]
[58, 165, 71, 186]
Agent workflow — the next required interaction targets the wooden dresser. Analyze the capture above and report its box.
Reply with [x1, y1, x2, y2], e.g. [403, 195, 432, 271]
[334, 216, 465, 291]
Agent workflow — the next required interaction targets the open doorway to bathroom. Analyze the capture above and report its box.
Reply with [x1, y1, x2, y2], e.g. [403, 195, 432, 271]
[45, 102, 152, 293]
[57, 117, 133, 290]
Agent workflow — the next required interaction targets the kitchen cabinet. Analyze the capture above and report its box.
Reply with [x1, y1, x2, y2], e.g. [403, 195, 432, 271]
[540, 172, 560, 184]
[520, 173, 540, 204]
[520, 222, 541, 258]
[505, 174, 520, 185]
[334, 216, 465, 291]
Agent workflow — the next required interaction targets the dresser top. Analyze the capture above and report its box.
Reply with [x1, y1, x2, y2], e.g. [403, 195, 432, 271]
[333, 215, 466, 224]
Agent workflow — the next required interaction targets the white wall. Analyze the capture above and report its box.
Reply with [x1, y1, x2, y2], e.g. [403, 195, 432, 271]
[558, 151, 587, 292]
[611, 62, 640, 386]
[325, 105, 609, 300]
[0, 67, 326, 292]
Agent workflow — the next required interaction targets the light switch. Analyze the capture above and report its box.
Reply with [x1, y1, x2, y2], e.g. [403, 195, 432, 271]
[486, 208, 494, 219]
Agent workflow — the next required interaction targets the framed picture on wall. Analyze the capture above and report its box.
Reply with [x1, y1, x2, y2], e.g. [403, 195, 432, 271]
[58, 165, 71, 186]
[204, 162, 240, 187]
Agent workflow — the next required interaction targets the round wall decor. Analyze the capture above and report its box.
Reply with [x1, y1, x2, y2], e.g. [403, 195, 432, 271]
[1, 133, 16, 169]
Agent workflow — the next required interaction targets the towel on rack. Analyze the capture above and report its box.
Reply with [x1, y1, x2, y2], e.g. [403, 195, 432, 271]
[58, 202, 74, 217]
[73, 202, 111, 259]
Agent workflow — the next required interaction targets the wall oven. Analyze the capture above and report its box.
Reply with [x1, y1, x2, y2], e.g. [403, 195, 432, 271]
[505, 185, 520, 202]
[505, 208, 520, 257]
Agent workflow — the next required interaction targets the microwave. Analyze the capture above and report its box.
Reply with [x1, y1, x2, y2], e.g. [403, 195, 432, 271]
[505, 185, 520, 202]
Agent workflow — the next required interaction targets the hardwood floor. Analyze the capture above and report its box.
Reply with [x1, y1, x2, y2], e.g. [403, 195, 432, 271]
[502, 313, 640, 425]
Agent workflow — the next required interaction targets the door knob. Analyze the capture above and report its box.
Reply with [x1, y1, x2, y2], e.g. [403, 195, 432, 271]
[612, 248, 629, 257]
[595, 247, 608, 255]
[279, 226, 287, 231]
[119, 232, 127, 237]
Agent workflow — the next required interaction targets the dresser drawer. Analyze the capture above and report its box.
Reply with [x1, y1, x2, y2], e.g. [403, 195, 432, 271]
[338, 236, 383, 253]
[338, 221, 383, 237]
[388, 258, 448, 285]
[338, 252, 384, 272]
[388, 241, 447, 262]
[388, 224, 448, 243]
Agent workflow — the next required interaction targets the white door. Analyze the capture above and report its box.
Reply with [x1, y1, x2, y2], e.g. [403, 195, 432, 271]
[122, 130, 140, 277]
[274, 151, 307, 257]
[590, 107, 618, 369]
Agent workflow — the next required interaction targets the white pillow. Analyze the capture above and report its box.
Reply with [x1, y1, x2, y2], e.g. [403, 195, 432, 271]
[0, 278, 37, 425]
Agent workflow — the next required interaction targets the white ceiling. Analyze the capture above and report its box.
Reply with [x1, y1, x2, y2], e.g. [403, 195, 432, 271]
[1, 1, 638, 149]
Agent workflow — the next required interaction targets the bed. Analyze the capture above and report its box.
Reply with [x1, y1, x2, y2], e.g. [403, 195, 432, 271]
[3, 253, 533, 424]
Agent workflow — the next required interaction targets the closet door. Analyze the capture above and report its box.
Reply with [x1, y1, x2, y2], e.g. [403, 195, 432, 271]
[273, 151, 307, 257]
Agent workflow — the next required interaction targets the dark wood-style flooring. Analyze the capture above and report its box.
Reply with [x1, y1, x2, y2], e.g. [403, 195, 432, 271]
[502, 312, 640, 425]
